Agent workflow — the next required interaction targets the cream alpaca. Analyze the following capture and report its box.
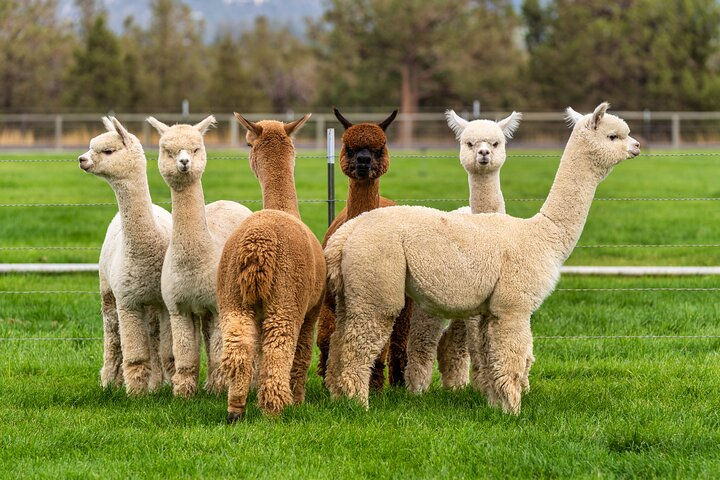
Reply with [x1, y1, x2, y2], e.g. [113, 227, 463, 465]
[147, 116, 252, 397]
[405, 110, 521, 393]
[78, 117, 174, 395]
[325, 103, 640, 414]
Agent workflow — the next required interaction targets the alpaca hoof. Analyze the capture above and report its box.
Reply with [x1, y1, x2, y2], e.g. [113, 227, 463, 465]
[258, 387, 292, 416]
[122, 362, 151, 395]
[172, 376, 198, 398]
[227, 411, 245, 424]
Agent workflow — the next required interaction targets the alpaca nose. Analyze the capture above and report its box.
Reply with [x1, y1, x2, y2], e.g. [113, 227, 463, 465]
[356, 151, 371, 165]
[179, 158, 189, 166]
[479, 149, 490, 157]
[78, 153, 93, 171]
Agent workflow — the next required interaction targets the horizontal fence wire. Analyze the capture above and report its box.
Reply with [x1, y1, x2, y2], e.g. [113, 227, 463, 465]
[4, 244, 720, 251]
[2, 287, 719, 295]
[2, 198, 720, 208]
[1, 334, 719, 342]
[1, 152, 720, 163]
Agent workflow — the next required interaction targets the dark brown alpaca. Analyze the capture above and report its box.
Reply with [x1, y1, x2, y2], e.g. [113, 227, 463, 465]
[217, 113, 325, 422]
[316, 108, 413, 389]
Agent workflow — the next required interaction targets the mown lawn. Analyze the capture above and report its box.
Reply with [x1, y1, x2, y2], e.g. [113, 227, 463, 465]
[1, 149, 720, 477]
[0, 273, 719, 477]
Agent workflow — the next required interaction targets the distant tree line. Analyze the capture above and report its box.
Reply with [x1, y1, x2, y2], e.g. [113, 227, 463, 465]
[1, 0, 719, 113]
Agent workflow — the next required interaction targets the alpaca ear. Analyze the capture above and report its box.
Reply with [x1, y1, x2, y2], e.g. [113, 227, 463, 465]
[234, 112, 263, 137]
[146, 116, 170, 136]
[377, 109, 398, 131]
[564, 107, 584, 128]
[193, 115, 216, 135]
[445, 110, 469, 140]
[285, 113, 311, 137]
[497, 111, 522, 139]
[333, 108, 353, 130]
[591, 102, 610, 130]
[110, 117, 131, 146]
[101, 116, 115, 133]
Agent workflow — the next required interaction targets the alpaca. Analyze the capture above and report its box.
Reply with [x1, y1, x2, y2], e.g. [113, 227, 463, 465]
[78, 117, 174, 395]
[316, 108, 413, 390]
[146, 115, 253, 397]
[325, 103, 640, 414]
[217, 113, 325, 422]
[405, 110, 522, 394]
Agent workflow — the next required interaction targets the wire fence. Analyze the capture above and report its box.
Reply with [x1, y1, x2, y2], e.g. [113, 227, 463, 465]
[1, 149, 719, 345]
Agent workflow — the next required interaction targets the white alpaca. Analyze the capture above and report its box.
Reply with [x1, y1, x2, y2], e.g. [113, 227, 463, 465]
[405, 110, 521, 394]
[325, 103, 640, 414]
[78, 117, 174, 395]
[147, 116, 252, 397]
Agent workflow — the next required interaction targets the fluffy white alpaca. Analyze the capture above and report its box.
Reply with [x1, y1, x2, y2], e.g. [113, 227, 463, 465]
[147, 116, 253, 397]
[78, 117, 173, 395]
[405, 110, 521, 394]
[325, 103, 640, 414]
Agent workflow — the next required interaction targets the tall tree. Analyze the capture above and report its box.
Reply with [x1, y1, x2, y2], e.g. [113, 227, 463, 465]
[313, 0, 524, 143]
[0, 0, 74, 112]
[63, 15, 127, 110]
[205, 31, 265, 111]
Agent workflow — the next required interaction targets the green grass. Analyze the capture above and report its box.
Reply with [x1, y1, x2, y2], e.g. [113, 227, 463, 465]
[1, 273, 719, 477]
[1, 149, 720, 265]
[1, 150, 720, 477]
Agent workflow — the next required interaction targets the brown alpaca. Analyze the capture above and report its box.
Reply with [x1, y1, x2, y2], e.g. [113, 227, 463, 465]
[316, 108, 413, 389]
[217, 113, 325, 422]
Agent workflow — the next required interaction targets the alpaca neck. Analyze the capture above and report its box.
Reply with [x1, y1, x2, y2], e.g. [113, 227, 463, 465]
[346, 178, 380, 219]
[111, 175, 162, 254]
[170, 181, 212, 252]
[258, 161, 300, 218]
[538, 142, 602, 261]
[469, 171, 505, 214]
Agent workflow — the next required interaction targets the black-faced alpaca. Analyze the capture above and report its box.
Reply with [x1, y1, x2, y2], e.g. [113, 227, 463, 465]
[316, 108, 413, 389]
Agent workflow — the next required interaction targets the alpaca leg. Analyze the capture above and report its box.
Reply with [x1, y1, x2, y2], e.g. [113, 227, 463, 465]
[221, 307, 258, 423]
[100, 289, 123, 388]
[170, 311, 201, 398]
[388, 298, 412, 387]
[485, 311, 533, 415]
[290, 307, 320, 405]
[405, 308, 444, 394]
[438, 318, 471, 390]
[468, 315, 500, 407]
[324, 292, 347, 395]
[145, 305, 163, 392]
[257, 309, 302, 416]
[315, 292, 335, 380]
[333, 309, 396, 408]
[158, 308, 175, 384]
[202, 312, 226, 395]
[369, 341, 389, 390]
[117, 306, 153, 395]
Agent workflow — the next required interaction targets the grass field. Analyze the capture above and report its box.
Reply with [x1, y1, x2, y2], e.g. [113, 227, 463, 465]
[1, 149, 720, 477]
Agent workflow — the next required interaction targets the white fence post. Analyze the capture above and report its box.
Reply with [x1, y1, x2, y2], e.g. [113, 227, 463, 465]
[327, 128, 335, 227]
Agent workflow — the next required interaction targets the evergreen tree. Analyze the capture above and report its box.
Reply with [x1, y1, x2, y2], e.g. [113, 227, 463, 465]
[206, 32, 265, 111]
[63, 15, 127, 110]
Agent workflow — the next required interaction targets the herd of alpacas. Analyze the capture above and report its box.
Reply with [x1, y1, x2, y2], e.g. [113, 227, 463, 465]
[77, 102, 640, 422]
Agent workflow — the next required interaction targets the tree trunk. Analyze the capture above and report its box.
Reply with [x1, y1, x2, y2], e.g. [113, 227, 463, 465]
[399, 62, 419, 148]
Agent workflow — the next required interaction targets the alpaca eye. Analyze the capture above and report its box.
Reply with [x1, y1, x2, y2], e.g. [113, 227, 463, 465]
[102, 149, 113, 155]
[493, 142, 499, 148]
[466, 142, 473, 148]
[608, 134, 618, 140]
[193, 148, 199, 154]
[246, 143, 252, 148]
[346, 148, 353, 156]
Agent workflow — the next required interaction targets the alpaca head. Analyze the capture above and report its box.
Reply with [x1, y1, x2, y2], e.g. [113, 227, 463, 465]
[78, 117, 145, 181]
[565, 103, 641, 176]
[234, 113, 311, 180]
[334, 108, 397, 181]
[445, 110, 521, 175]
[146, 115, 216, 191]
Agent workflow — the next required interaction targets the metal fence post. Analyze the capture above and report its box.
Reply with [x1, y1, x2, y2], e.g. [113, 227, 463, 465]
[54, 115, 63, 150]
[671, 114, 681, 149]
[327, 128, 335, 227]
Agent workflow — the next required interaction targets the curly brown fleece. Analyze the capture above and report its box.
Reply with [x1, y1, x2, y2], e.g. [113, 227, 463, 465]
[217, 114, 325, 422]
[315, 108, 412, 390]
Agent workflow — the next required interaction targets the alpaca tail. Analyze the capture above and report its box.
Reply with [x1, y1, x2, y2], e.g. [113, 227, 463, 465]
[235, 225, 278, 305]
[324, 217, 360, 297]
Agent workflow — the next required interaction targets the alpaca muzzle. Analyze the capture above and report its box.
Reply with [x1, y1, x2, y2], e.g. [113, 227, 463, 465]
[78, 152, 93, 171]
[627, 137, 641, 158]
[177, 150, 191, 172]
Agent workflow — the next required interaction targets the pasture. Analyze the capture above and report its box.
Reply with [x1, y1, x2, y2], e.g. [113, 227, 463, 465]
[1, 149, 720, 477]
